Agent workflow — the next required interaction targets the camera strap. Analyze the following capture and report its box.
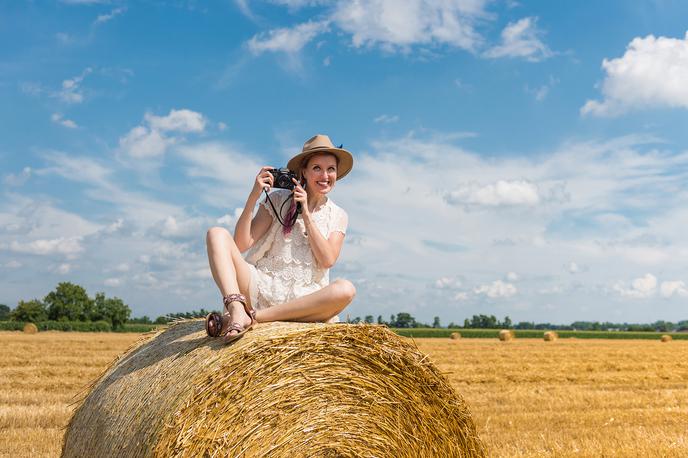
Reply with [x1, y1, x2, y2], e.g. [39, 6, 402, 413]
[263, 189, 300, 228]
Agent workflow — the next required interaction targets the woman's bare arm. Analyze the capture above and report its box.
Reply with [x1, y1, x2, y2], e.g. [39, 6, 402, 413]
[234, 167, 275, 253]
[302, 216, 345, 268]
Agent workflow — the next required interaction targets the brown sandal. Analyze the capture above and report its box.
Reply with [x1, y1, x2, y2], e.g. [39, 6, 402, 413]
[205, 310, 228, 338]
[205, 294, 256, 341]
[222, 293, 257, 344]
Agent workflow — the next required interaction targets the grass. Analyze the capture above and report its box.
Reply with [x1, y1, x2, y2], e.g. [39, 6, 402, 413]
[1, 330, 687, 457]
[392, 327, 688, 340]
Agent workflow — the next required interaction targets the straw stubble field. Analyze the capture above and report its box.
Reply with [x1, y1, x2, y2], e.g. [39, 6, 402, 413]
[1, 331, 687, 457]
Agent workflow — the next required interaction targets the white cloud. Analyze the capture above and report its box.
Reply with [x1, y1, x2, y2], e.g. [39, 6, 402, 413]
[3, 260, 22, 269]
[3, 167, 32, 186]
[323, 56, 331, 66]
[435, 276, 462, 289]
[373, 114, 399, 124]
[247, 1, 490, 56]
[582, 32, 688, 117]
[175, 142, 262, 197]
[474, 280, 517, 298]
[55, 263, 72, 274]
[217, 208, 244, 227]
[660, 280, 688, 298]
[445, 180, 541, 207]
[93, 7, 126, 25]
[506, 271, 519, 281]
[7, 237, 84, 257]
[332, 0, 487, 52]
[119, 109, 207, 159]
[269, 0, 331, 8]
[526, 75, 559, 102]
[104, 277, 122, 287]
[568, 261, 579, 274]
[119, 126, 174, 158]
[248, 21, 329, 54]
[144, 109, 206, 133]
[57, 67, 92, 104]
[41, 152, 111, 185]
[484, 17, 552, 61]
[454, 292, 468, 301]
[613, 273, 657, 298]
[51, 113, 78, 129]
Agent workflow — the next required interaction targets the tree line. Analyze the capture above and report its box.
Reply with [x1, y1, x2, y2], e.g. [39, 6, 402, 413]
[1, 282, 132, 329]
[347, 313, 688, 332]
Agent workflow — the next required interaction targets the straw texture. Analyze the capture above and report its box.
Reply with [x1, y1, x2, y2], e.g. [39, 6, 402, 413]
[661, 335, 672, 342]
[450, 332, 462, 340]
[23, 323, 38, 334]
[62, 320, 485, 458]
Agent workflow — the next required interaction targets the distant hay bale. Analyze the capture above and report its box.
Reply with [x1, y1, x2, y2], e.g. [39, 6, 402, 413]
[498, 329, 514, 341]
[661, 335, 672, 342]
[543, 331, 558, 341]
[23, 323, 38, 334]
[63, 321, 486, 458]
[450, 332, 461, 340]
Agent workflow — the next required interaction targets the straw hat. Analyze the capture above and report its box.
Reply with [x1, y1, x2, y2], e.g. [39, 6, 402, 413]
[287, 134, 354, 180]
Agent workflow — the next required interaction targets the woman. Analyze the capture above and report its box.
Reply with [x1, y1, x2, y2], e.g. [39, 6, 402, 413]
[205, 134, 356, 343]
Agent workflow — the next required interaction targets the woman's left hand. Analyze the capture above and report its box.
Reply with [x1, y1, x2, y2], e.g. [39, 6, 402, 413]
[292, 178, 309, 215]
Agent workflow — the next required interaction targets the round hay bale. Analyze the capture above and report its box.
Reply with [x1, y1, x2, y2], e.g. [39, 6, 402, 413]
[498, 329, 514, 341]
[62, 321, 486, 458]
[450, 331, 461, 340]
[23, 322, 38, 334]
[661, 334, 672, 342]
[543, 331, 558, 341]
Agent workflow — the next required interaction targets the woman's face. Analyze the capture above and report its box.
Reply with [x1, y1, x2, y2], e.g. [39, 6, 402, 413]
[302, 153, 338, 195]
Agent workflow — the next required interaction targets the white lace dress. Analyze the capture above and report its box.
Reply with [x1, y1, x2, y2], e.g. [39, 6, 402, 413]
[244, 189, 348, 311]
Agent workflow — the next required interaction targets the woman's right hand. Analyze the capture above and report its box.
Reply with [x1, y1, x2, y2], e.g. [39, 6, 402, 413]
[252, 166, 275, 195]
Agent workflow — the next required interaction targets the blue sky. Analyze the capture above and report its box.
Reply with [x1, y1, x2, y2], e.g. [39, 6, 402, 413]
[2, 0, 688, 324]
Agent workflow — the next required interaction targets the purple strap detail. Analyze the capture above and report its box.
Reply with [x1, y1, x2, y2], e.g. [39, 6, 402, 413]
[223, 293, 246, 309]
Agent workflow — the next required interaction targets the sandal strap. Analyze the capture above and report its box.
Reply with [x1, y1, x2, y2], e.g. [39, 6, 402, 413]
[228, 323, 245, 332]
[223, 293, 247, 308]
[222, 293, 257, 324]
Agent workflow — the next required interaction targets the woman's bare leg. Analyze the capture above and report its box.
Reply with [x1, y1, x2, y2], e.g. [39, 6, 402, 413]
[206, 227, 254, 336]
[255, 279, 356, 323]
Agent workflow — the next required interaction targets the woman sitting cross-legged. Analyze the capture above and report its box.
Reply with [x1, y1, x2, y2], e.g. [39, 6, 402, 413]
[205, 134, 356, 343]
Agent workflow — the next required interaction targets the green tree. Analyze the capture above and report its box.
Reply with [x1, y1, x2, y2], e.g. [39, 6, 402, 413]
[0, 304, 10, 321]
[129, 316, 152, 324]
[94, 292, 131, 329]
[364, 315, 374, 324]
[502, 316, 512, 329]
[432, 316, 441, 328]
[44, 282, 94, 321]
[155, 316, 168, 324]
[377, 315, 384, 325]
[11, 299, 48, 322]
[394, 312, 416, 328]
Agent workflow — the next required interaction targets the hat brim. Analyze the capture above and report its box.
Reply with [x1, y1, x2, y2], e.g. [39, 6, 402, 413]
[287, 146, 354, 180]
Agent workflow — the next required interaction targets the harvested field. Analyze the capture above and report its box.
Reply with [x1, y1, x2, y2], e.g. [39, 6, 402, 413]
[1, 331, 687, 457]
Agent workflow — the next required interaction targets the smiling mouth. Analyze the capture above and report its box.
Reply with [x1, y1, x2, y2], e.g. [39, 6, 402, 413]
[317, 181, 330, 186]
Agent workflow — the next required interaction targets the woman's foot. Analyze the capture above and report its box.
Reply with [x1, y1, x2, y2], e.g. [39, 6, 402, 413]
[224, 300, 254, 343]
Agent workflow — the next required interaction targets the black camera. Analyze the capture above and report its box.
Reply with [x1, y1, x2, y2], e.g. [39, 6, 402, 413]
[269, 168, 297, 190]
